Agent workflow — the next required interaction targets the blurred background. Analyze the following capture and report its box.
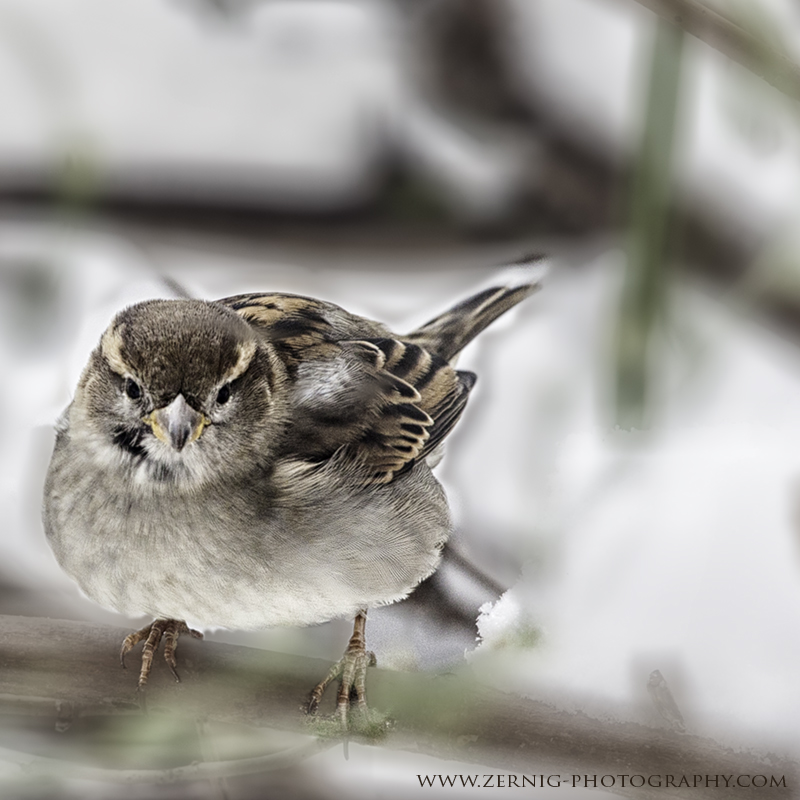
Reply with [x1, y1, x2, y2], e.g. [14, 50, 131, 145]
[2, 0, 800, 797]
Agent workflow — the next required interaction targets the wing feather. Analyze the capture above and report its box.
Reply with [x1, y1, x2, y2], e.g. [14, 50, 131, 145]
[218, 292, 476, 485]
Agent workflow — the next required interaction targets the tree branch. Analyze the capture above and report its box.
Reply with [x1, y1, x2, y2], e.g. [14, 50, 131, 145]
[627, 0, 800, 103]
[0, 616, 795, 797]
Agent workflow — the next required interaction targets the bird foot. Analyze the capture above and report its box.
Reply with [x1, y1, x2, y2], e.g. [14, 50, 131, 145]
[307, 611, 376, 729]
[120, 619, 203, 690]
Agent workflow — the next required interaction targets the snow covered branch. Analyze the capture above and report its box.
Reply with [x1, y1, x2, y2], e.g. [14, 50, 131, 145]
[0, 616, 795, 798]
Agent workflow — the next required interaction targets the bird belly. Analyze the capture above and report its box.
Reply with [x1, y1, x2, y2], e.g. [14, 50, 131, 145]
[44, 459, 450, 630]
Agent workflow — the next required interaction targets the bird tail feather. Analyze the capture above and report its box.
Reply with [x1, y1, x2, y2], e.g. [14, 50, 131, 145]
[404, 255, 546, 362]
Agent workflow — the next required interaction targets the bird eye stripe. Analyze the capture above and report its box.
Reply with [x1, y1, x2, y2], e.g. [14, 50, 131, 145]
[222, 340, 257, 384]
[101, 325, 129, 376]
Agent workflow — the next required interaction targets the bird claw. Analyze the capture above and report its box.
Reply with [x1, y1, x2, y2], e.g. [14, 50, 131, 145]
[307, 611, 376, 729]
[120, 619, 203, 690]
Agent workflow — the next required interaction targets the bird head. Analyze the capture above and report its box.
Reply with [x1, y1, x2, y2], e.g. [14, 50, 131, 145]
[73, 299, 287, 489]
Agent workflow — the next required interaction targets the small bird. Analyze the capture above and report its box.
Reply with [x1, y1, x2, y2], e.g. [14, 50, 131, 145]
[42, 268, 541, 725]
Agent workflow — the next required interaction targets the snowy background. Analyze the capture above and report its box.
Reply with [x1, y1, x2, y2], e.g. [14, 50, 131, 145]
[2, 0, 800, 797]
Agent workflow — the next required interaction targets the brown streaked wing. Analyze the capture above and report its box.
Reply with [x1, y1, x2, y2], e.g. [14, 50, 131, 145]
[218, 292, 389, 370]
[287, 338, 434, 477]
[218, 294, 475, 485]
[368, 338, 475, 465]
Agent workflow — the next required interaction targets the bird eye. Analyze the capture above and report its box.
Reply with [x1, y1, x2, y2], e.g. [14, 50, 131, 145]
[124, 378, 142, 400]
[216, 384, 232, 405]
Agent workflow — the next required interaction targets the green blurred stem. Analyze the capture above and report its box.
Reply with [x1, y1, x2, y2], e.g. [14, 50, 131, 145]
[616, 19, 684, 429]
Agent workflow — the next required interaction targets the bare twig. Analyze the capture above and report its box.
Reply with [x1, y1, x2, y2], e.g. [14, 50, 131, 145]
[0, 616, 795, 798]
[627, 0, 800, 102]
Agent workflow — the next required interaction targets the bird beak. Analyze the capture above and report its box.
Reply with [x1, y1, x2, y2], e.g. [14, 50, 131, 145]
[144, 394, 208, 451]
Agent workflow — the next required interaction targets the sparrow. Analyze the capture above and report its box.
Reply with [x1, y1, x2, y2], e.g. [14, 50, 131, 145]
[42, 268, 541, 725]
